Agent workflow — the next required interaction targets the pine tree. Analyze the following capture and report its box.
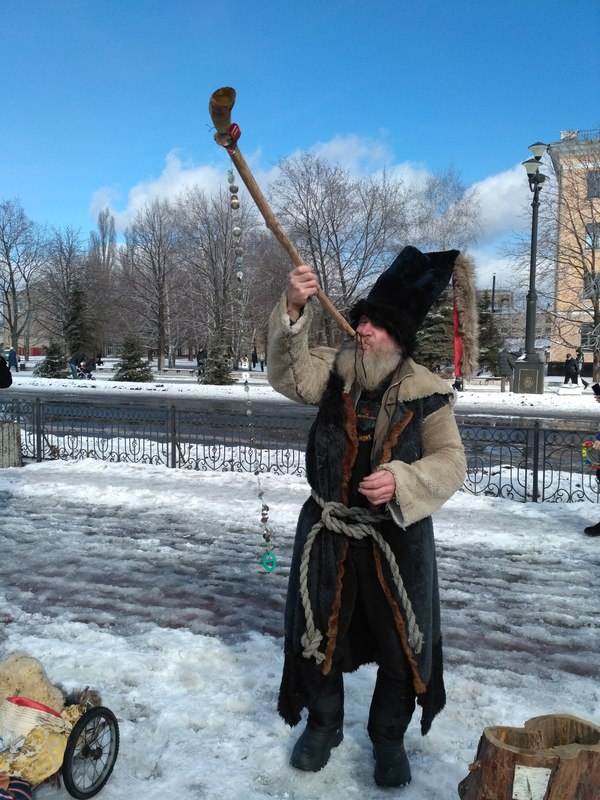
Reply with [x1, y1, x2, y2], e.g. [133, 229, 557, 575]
[63, 280, 90, 355]
[415, 286, 455, 373]
[202, 336, 234, 385]
[33, 342, 70, 379]
[478, 291, 505, 373]
[112, 334, 154, 382]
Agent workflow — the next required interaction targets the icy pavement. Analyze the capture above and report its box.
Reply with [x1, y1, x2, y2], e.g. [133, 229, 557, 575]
[0, 460, 599, 799]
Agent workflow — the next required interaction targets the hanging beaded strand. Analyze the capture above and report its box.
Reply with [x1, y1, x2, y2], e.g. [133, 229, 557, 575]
[228, 169, 277, 572]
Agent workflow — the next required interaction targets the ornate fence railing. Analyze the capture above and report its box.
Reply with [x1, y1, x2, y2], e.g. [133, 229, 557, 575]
[1, 392, 599, 503]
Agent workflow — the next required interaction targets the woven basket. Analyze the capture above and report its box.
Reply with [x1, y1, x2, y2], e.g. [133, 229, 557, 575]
[0, 696, 62, 748]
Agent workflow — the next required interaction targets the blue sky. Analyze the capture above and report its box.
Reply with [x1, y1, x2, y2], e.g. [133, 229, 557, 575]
[2, 0, 599, 288]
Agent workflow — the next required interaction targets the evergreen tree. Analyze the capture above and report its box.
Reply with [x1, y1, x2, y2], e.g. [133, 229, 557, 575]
[478, 291, 505, 373]
[415, 286, 455, 372]
[33, 342, 70, 379]
[63, 279, 90, 355]
[112, 334, 154, 382]
[202, 336, 234, 385]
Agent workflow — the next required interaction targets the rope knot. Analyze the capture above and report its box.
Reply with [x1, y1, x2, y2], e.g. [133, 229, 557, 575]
[301, 630, 325, 663]
[298, 491, 424, 666]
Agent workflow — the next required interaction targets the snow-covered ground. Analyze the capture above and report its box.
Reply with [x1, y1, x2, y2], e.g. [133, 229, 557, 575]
[1, 366, 599, 799]
[7, 357, 600, 417]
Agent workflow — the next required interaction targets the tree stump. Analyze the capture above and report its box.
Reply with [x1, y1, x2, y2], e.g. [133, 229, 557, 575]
[0, 421, 22, 468]
[458, 714, 600, 800]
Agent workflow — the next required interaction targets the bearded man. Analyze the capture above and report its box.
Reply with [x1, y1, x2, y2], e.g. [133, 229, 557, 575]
[267, 246, 475, 788]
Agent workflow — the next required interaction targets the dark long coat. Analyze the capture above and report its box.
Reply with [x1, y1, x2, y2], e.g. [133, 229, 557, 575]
[267, 294, 467, 737]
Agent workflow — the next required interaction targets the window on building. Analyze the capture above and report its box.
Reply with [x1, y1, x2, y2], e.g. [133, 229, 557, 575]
[580, 322, 597, 351]
[585, 223, 600, 250]
[582, 268, 600, 299]
[588, 171, 600, 198]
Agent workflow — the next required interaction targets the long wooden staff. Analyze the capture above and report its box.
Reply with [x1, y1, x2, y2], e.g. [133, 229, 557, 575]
[209, 86, 356, 339]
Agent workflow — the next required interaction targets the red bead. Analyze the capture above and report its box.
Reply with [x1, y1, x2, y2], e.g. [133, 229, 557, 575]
[229, 123, 241, 141]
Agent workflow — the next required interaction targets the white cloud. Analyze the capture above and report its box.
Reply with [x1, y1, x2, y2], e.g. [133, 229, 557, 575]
[470, 245, 518, 289]
[89, 139, 535, 279]
[312, 133, 393, 175]
[472, 165, 531, 243]
[89, 150, 225, 232]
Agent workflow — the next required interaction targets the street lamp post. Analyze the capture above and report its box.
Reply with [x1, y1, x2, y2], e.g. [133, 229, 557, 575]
[514, 141, 548, 394]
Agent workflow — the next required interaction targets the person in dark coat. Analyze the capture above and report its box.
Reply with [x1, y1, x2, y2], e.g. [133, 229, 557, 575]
[69, 351, 84, 380]
[575, 348, 588, 388]
[563, 354, 579, 386]
[7, 347, 18, 373]
[268, 246, 475, 788]
[497, 349, 515, 393]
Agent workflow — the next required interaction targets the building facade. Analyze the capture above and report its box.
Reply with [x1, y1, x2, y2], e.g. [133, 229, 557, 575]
[547, 129, 600, 370]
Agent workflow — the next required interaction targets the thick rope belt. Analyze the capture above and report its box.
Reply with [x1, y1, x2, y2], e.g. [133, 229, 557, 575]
[299, 490, 424, 664]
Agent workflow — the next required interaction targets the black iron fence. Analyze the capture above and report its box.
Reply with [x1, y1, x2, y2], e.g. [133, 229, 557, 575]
[1, 391, 600, 503]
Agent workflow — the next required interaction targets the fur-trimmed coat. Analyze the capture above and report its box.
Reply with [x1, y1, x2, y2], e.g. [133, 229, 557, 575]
[268, 294, 467, 735]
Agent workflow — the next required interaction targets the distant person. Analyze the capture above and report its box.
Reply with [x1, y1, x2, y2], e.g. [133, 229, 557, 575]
[497, 349, 515, 393]
[575, 348, 588, 388]
[563, 354, 578, 386]
[7, 347, 18, 373]
[69, 351, 84, 380]
[196, 348, 207, 378]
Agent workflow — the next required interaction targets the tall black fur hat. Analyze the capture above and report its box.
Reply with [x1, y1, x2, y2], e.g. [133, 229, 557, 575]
[349, 245, 478, 377]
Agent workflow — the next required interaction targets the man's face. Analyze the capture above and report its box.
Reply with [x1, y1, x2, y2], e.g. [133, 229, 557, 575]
[356, 316, 398, 354]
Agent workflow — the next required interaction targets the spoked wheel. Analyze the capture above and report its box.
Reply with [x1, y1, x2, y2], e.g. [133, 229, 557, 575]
[61, 706, 119, 798]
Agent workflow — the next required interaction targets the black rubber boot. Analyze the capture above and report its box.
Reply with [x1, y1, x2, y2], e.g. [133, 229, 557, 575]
[368, 667, 415, 787]
[584, 521, 600, 536]
[290, 721, 343, 771]
[373, 741, 412, 787]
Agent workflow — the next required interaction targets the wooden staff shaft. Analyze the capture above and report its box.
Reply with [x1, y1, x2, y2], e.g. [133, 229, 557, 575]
[227, 147, 355, 338]
[209, 87, 355, 339]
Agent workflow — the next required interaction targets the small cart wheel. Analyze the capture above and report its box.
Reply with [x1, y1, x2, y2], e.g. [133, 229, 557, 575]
[61, 706, 119, 799]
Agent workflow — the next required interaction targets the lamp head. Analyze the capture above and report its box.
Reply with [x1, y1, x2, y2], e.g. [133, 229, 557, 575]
[522, 157, 548, 191]
[529, 141, 548, 160]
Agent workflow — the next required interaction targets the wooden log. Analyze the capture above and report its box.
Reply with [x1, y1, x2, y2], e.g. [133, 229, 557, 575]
[458, 714, 600, 800]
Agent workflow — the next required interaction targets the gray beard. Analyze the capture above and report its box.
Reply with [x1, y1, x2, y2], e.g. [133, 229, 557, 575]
[336, 339, 403, 391]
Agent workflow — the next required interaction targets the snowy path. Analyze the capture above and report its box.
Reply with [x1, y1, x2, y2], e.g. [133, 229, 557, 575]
[1, 461, 599, 799]
[2, 468, 597, 681]
[1, 499, 289, 641]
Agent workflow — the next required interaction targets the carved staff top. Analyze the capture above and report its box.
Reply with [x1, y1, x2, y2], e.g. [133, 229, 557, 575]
[209, 86, 356, 339]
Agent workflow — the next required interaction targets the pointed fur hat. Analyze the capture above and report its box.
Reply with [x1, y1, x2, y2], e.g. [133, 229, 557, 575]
[350, 245, 479, 379]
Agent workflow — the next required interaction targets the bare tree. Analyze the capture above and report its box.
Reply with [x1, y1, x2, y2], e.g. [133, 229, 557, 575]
[86, 209, 120, 354]
[176, 185, 259, 368]
[121, 198, 182, 371]
[241, 230, 292, 359]
[266, 155, 481, 346]
[34, 226, 94, 355]
[0, 198, 47, 358]
[269, 154, 411, 344]
[407, 168, 481, 251]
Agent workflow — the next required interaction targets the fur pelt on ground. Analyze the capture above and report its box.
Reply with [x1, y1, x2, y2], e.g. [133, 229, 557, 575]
[0, 653, 65, 713]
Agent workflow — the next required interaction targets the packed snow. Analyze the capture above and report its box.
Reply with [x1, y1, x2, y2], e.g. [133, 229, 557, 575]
[1, 367, 599, 799]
